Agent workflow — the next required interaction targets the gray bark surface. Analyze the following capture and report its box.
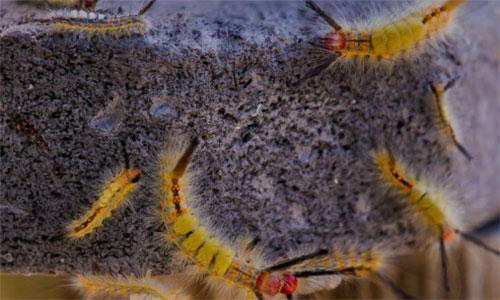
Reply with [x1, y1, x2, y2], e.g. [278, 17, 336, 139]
[1, 0, 498, 277]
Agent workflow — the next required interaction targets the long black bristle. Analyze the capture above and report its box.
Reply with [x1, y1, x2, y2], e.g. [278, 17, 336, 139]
[138, 0, 157, 16]
[375, 272, 417, 300]
[172, 138, 199, 179]
[456, 229, 500, 256]
[293, 269, 341, 278]
[305, 0, 342, 31]
[439, 227, 451, 292]
[266, 249, 329, 271]
[453, 140, 473, 161]
[292, 55, 338, 88]
[444, 76, 460, 91]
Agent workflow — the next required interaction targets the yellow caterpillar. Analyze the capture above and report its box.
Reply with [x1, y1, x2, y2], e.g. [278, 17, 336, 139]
[66, 167, 141, 238]
[430, 78, 472, 160]
[296, 0, 467, 85]
[158, 137, 334, 299]
[372, 148, 460, 239]
[48, 0, 156, 40]
[371, 147, 499, 291]
[71, 271, 188, 300]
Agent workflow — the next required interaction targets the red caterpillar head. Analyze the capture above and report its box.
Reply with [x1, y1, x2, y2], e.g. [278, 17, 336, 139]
[256, 272, 298, 297]
[323, 31, 345, 52]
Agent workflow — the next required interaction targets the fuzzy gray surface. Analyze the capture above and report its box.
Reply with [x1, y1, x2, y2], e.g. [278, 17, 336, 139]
[1, 0, 499, 278]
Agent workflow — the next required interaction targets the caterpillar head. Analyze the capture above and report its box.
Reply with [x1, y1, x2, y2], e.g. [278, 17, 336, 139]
[256, 272, 298, 297]
[323, 31, 345, 52]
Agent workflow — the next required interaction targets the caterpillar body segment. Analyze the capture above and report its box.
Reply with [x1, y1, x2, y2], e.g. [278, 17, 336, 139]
[371, 148, 457, 240]
[49, 0, 156, 40]
[297, 0, 467, 85]
[71, 272, 189, 300]
[67, 167, 142, 239]
[430, 79, 472, 160]
[371, 147, 500, 291]
[157, 138, 301, 299]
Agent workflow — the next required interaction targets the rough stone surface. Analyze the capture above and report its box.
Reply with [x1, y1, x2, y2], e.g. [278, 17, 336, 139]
[1, 0, 498, 281]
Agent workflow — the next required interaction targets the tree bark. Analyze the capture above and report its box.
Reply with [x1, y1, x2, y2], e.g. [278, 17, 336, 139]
[1, 1, 498, 277]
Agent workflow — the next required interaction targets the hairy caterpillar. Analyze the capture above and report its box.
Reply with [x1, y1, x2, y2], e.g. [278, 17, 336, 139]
[71, 271, 188, 300]
[17, 0, 98, 9]
[48, 0, 156, 40]
[157, 137, 339, 300]
[295, 0, 467, 85]
[267, 246, 416, 299]
[66, 167, 141, 239]
[371, 147, 499, 291]
[430, 78, 472, 160]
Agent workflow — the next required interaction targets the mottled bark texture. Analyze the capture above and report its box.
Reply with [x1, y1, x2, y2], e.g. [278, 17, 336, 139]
[1, 1, 498, 278]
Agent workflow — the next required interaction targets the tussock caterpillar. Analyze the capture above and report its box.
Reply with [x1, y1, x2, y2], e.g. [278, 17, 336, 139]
[269, 246, 416, 299]
[66, 167, 142, 238]
[158, 137, 338, 299]
[295, 0, 467, 85]
[371, 147, 499, 292]
[430, 77, 472, 160]
[46, 0, 156, 40]
[71, 271, 189, 300]
[17, 0, 98, 10]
